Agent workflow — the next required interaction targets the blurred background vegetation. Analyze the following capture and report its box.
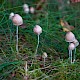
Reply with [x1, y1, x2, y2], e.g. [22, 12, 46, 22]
[0, 0, 80, 80]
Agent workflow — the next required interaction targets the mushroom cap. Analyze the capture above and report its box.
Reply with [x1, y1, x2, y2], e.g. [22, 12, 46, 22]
[12, 14, 23, 26]
[9, 12, 15, 20]
[24, 7, 29, 13]
[30, 7, 35, 14]
[33, 25, 42, 35]
[65, 32, 75, 42]
[68, 43, 75, 50]
[23, 4, 29, 9]
[42, 52, 47, 58]
[73, 39, 79, 47]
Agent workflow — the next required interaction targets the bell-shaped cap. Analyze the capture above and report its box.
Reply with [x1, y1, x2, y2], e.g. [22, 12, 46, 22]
[42, 52, 47, 58]
[23, 4, 29, 9]
[12, 14, 23, 26]
[68, 43, 75, 50]
[24, 7, 29, 13]
[65, 32, 75, 42]
[73, 39, 79, 47]
[9, 12, 15, 20]
[33, 25, 42, 35]
[30, 7, 35, 14]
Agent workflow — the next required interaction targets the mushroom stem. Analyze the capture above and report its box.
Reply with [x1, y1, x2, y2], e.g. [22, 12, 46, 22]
[69, 42, 71, 60]
[16, 26, 19, 54]
[73, 48, 76, 62]
[35, 34, 40, 58]
[25, 61, 28, 76]
[69, 49, 71, 60]
[70, 50, 72, 64]
[44, 57, 46, 67]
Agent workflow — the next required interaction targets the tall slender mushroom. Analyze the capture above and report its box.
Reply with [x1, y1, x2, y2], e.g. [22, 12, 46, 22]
[9, 12, 23, 54]
[68, 43, 75, 63]
[33, 25, 42, 57]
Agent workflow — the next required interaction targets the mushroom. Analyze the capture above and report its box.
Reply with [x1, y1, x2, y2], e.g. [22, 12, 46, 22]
[9, 12, 23, 54]
[24, 61, 28, 80]
[73, 39, 79, 47]
[23, 4, 29, 14]
[33, 25, 42, 57]
[73, 39, 79, 62]
[65, 32, 79, 63]
[30, 7, 35, 14]
[42, 52, 47, 67]
[65, 32, 75, 42]
[68, 43, 75, 63]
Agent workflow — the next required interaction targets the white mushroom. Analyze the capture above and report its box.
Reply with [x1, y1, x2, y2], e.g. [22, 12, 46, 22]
[73, 39, 79, 47]
[23, 4, 29, 14]
[23, 4, 29, 9]
[65, 32, 75, 42]
[9, 13, 23, 54]
[68, 43, 75, 50]
[42, 52, 47, 58]
[68, 43, 75, 63]
[33, 25, 42, 58]
[12, 14, 23, 26]
[33, 25, 42, 35]
[42, 52, 47, 67]
[30, 7, 35, 14]
[9, 12, 14, 19]
[65, 31, 79, 64]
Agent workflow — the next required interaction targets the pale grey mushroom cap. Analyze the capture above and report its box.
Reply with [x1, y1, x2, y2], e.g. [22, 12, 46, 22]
[65, 32, 75, 42]
[23, 4, 29, 9]
[73, 39, 79, 47]
[9, 12, 15, 20]
[33, 25, 42, 35]
[42, 52, 47, 58]
[12, 14, 23, 26]
[68, 43, 75, 50]
[30, 7, 35, 14]
[24, 7, 29, 13]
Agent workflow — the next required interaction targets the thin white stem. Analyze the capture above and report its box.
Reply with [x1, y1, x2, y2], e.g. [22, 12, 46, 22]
[70, 50, 72, 64]
[69, 49, 71, 60]
[73, 48, 76, 62]
[35, 34, 40, 57]
[25, 61, 28, 76]
[44, 58, 45, 67]
[16, 26, 19, 54]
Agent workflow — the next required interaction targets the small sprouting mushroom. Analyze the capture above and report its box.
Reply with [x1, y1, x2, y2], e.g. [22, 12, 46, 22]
[33, 25, 42, 57]
[42, 52, 47, 67]
[68, 43, 75, 63]
[24, 61, 28, 76]
[30, 7, 35, 14]
[24, 61, 28, 80]
[23, 4, 29, 14]
[65, 32, 75, 42]
[9, 12, 23, 54]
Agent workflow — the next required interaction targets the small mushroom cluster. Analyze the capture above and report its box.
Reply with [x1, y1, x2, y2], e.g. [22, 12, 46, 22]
[23, 4, 35, 14]
[65, 31, 79, 63]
